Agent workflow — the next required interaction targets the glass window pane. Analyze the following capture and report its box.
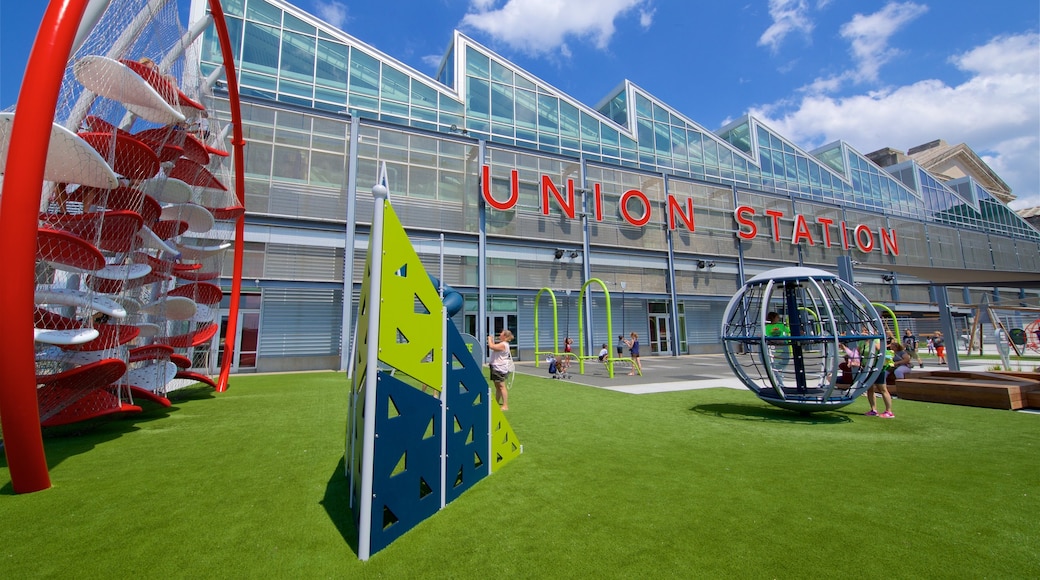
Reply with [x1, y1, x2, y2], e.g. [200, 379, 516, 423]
[537, 94, 558, 132]
[514, 88, 536, 130]
[242, 22, 280, 75]
[467, 76, 490, 120]
[349, 50, 379, 97]
[466, 46, 490, 78]
[411, 81, 438, 108]
[381, 66, 409, 102]
[270, 145, 305, 181]
[246, 0, 281, 25]
[559, 100, 579, 138]
[491, 60, 513, 84]
[283, 11, 315, 36]
[491, 82, 514, 124]
[310, 151, 344, 185]
[315, 40, 347, 88]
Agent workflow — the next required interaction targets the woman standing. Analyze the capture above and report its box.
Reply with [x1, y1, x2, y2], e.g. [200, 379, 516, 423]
[488, 329, 514, 410]
[625, 332, 642, 376]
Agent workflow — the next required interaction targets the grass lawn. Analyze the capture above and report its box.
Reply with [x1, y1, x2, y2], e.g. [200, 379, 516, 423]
[2, 371, 1039, 578]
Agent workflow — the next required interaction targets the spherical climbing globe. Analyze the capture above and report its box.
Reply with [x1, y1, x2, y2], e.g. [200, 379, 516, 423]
[720, 266, 886, 413]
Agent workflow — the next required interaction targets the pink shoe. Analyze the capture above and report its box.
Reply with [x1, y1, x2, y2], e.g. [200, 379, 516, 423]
[864, 410, 879, 416]
[880, 411, 895, 418]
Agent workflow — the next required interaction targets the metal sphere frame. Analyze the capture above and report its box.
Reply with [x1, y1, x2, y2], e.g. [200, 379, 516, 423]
[721, 266, 886, 413]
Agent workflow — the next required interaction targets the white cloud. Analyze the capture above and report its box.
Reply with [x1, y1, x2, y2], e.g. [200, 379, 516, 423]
[758, 0, 813, 53]
[750, 33, 1040, 209]
[461, 0, 652, 56]
[799, 2, 927, 95]
[839, 2, 928, 82]
[312, 1, 349, 29]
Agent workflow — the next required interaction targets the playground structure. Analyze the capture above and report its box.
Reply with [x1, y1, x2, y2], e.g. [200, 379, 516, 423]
[533, 278, 638, 379]
[0, 0, 246, 494]
[964, 298, 1040, 360]
[721, 266, 886, 413]
[348, 172, 520, 560]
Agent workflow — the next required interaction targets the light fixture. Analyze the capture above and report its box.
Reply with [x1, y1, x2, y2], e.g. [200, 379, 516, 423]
[882, 274, 894, 282]
[850, 260, 861, 266]
[553, 249, 565, 260]
[707, 261, 716, 268]
[569, 250, 579, 259]
[697, 260, 706, 269]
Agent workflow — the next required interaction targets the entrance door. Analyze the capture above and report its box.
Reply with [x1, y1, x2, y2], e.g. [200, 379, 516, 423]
[648, 313, 671, 355]
[217, 294, 261, 373]
[487, 314, 518, 359]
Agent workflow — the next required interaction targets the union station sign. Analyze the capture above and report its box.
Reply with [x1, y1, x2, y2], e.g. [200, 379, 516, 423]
[481, 165, 900, 256]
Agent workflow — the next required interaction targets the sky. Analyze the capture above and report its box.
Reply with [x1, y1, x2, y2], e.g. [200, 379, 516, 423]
[3, 1, 1038, 210]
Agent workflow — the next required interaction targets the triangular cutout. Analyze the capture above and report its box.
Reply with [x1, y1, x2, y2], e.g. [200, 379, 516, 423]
[387, 395, 400, 419]
[422, 416, 435, 440]
[453, 416, 463, 433]
[414, 294, 430, 315]
[391, 451, 407, 477]
[396, 328, 409, 344]
[465, 426, 474, 445]
[419, 477, 433, 499]
[421, 349, 435, 365]
[382, 506, 399, 530]
[473, 451, 484, 470]
[394, 263, 408, 278]
[454, 466, 465, 488]
[473, 392, 482, 406]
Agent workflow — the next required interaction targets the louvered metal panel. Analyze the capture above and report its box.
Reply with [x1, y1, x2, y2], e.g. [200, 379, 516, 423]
[926, 224, 963, 268]
[259, 288, 343, 357]
[959, 230, 993, 270]
[266, 243, 344, 281]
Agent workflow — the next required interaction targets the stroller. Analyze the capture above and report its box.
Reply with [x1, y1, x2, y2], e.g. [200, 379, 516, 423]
[546, 355, 569, 379]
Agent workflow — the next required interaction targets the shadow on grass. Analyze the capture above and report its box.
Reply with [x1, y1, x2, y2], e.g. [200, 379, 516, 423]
[321, 457, 360, 555]
[691, 402, 854, 424]
[0, 394, 190, 494]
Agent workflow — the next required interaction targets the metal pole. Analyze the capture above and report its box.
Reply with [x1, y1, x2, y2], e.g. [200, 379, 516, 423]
[358, 177, 389, 561]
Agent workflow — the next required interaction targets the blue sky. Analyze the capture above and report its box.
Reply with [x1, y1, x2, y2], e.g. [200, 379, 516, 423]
[3, 1, 1038, 209]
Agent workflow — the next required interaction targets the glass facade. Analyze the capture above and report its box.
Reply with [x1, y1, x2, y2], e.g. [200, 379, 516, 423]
[190, 0, 1040, 371]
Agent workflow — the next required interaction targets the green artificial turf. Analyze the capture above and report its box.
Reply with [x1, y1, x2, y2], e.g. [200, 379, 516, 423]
[2, 371, 1039, 578]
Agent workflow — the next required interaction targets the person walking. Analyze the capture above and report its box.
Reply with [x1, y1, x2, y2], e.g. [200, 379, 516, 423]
[624, 332, 642, 375]
[933, 331, 947, 365]
[488, 329, 514, 410]
[865, 342, 900, 418]
[903, 329, 923, 368]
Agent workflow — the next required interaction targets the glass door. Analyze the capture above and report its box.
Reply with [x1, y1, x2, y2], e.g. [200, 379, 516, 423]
[216, 293, 261, 373]
[487, 313, 518, 359]
[648, 313, 671, 355]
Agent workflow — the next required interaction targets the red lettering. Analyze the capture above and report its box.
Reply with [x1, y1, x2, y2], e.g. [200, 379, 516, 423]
[481, 165, 519, 210]
[840, 221, 851, 250]
[765, 210, 784, 243]
[594, 183, 603, 221]
[792, 214, 815, 246]
[854, 224, 875, 253]
[667, 195, 695, 231]
[880, 227, 899, 256]
[735, 206, 757, 240]
[816, 217, 834, 247]
[541, 175, 576, 218]
[620, 189, 651, 226]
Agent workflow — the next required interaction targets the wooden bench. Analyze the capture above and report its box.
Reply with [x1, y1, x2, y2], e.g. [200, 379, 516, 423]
[893, 371, 1040, 410]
